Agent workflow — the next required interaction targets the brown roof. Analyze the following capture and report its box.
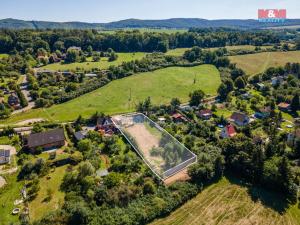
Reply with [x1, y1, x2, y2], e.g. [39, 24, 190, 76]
[230, 112, 248, 123]
[172, 113, 184, 119]
[27, 128, 65, 148]
[199, 109, 212, 116]
[278, 102, 290, 109]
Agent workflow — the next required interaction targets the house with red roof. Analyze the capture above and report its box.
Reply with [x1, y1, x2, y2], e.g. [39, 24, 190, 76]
[95, 117, 116, 136]
[221, 124, 237, 138]
[171, 113, 188, 123]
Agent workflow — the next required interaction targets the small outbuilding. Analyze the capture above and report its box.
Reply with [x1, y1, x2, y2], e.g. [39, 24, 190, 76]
[8, 93, 20, 108]
[0, 149, 10, 164]
[278, 102, 290, 112]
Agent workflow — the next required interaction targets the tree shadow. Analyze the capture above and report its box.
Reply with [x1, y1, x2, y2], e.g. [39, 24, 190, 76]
[225, 173, 290, 214]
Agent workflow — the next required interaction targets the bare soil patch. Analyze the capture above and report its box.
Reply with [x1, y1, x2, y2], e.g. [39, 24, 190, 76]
[164, 168, 190, 185]
[0, 176, 6, 188]
[126, 123, 164, 170]
[15, 118, 45, 126]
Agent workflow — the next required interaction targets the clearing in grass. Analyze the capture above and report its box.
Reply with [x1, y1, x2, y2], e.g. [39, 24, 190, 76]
[229, 51, 300, 75]
[150, 176, 300, 225]
[2, 64, 220, 124]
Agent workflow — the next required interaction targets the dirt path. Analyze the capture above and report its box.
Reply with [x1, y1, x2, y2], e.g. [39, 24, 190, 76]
[0, 176, 6, 188]
[12, 75, 35, 115]
[15, 118, 45, 126]
[164, 168, 190, 185]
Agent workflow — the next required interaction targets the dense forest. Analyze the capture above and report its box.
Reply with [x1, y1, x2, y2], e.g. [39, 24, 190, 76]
[0, 29, 281, 54]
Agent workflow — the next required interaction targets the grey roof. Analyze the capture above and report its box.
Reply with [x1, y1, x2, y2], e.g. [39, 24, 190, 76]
[27, 128, 65, 148]
[0, 149, 10, 157]
[74, 131, 86, 141]
[96, 169, 109, 177]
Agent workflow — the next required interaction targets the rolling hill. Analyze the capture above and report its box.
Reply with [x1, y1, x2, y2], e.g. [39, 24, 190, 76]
[1, 18, 300, 30]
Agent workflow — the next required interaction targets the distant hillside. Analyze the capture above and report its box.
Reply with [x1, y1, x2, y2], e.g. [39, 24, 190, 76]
[0, 18, 104, 29]
[1, 18, 300, 30]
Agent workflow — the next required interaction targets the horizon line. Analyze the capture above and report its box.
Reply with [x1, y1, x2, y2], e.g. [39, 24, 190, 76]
[1, 17, 300, 24]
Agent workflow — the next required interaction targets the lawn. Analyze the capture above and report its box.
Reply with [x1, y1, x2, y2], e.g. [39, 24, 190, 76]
[150, 176, 300, 225]
[166, 48, 190, 56]
[0, 53, 9, 59]
[41, 52, 146, 71]
[229, 51, 300, 75]
[28, 165, 67, 221]
[0, 173, 25, 225]
[2, 64, 220, 124]
[209, 45, 273, 51]
[0, 136, 11, 145]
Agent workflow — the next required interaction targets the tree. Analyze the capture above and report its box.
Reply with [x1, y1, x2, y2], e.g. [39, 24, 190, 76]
[77, 139, 92, 153]
[170, 98, 181, 109]
[78, 161, 95, 178]
[108, 52, 118, 62]
[189, 90, 204, 106]
[65, 50, 80, 63]
[290, 93, 300, 112]
[143, 180, 156, 194]
[218, 83, 228, 101]
[92, 52, 101, 62]
[32, 123, 44, 133]
[87, 45, 93, 56]
[234, 77, 246, 89]
[296, 38, 300, 50]
[65, 83, 78, 93]
[53, 41, 65, 51]
[231, 68, 245, 80]
[217, 79, 233, 101]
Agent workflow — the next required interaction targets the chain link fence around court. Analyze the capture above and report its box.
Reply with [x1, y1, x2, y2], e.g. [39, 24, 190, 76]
[111, 113, 197, 180]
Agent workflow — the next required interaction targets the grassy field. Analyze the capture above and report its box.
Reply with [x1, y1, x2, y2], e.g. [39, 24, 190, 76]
[166, 48, 190, 56]
[165, 45, 273, 56]
[2, 65, 220, 124]
[0, 174, 25, 225]
[0, 53, 9, 59]
[229, 51, 300, 75]
[41, 52, 146, 71]
[28, 165, 67, 221]
[150, 177, 300, 225]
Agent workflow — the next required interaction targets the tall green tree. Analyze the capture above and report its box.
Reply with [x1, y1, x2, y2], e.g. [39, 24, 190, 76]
[189, 90, 204, 106]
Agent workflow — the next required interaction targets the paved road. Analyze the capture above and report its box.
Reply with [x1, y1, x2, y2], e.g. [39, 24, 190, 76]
[12, 75, 35, 115]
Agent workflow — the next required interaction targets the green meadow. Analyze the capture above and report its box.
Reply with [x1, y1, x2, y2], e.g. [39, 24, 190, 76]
[2, 64, 220, 124]
[229, 51, 300, 75]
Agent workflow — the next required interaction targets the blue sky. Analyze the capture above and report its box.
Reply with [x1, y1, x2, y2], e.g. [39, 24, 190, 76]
[1, 0, 299, 22]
